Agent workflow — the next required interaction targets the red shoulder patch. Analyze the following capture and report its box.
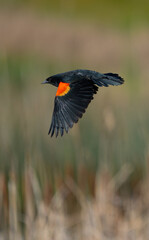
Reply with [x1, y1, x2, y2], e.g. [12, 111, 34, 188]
[56, 82, 70, 96]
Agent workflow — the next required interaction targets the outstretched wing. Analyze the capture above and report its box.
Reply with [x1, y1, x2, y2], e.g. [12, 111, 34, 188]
[49, 80, 98, 137]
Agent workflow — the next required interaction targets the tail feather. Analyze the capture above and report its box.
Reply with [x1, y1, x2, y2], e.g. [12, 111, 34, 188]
[93, 72, 124, 87]
[104, 73, 124, 85]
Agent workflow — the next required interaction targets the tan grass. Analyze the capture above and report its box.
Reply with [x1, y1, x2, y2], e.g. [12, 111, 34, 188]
[0, 164, 148, 240]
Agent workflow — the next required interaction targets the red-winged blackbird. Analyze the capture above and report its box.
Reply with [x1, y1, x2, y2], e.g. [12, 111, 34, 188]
[42, 69, 124, 137]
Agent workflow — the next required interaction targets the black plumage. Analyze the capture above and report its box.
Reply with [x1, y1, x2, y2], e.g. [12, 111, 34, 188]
[42, 69, 124, 137]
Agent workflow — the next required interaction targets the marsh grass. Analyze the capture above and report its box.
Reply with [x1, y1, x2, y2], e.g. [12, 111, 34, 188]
[0, 54, 149, 239]
[0, 163, 149, 239]
[0, 8, 149, 239]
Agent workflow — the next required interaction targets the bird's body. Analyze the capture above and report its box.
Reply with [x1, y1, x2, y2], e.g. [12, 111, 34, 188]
[42, 69, 124, 137]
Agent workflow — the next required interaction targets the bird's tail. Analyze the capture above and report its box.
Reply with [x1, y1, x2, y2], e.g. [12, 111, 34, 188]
[94, 73, 124, 87]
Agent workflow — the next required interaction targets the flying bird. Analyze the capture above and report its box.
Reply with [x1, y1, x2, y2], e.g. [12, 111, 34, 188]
[42, 69, 124, 137]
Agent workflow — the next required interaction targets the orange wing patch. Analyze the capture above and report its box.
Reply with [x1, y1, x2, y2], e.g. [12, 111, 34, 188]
[56, 82, 70, 96]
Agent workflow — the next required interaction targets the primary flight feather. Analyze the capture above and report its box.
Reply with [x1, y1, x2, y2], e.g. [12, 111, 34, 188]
[42, 69, 124, 137]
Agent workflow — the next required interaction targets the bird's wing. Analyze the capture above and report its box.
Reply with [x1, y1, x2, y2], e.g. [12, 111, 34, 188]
[49, 80, 98, 137]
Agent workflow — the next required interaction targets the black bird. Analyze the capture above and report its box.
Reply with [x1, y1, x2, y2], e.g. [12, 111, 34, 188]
[42, 69, 124, 137]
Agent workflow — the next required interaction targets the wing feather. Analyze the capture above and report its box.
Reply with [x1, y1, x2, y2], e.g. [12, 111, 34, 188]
[48, 80, 98, 137]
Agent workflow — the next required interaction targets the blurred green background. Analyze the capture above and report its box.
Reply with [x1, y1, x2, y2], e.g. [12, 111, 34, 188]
[0, 0, 149, 237]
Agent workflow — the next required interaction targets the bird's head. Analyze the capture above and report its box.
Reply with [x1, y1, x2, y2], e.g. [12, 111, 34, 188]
[42, 74, 61, 87]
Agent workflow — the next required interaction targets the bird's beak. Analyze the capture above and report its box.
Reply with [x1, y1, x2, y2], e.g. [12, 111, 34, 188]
[41, 79, 49, 84]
